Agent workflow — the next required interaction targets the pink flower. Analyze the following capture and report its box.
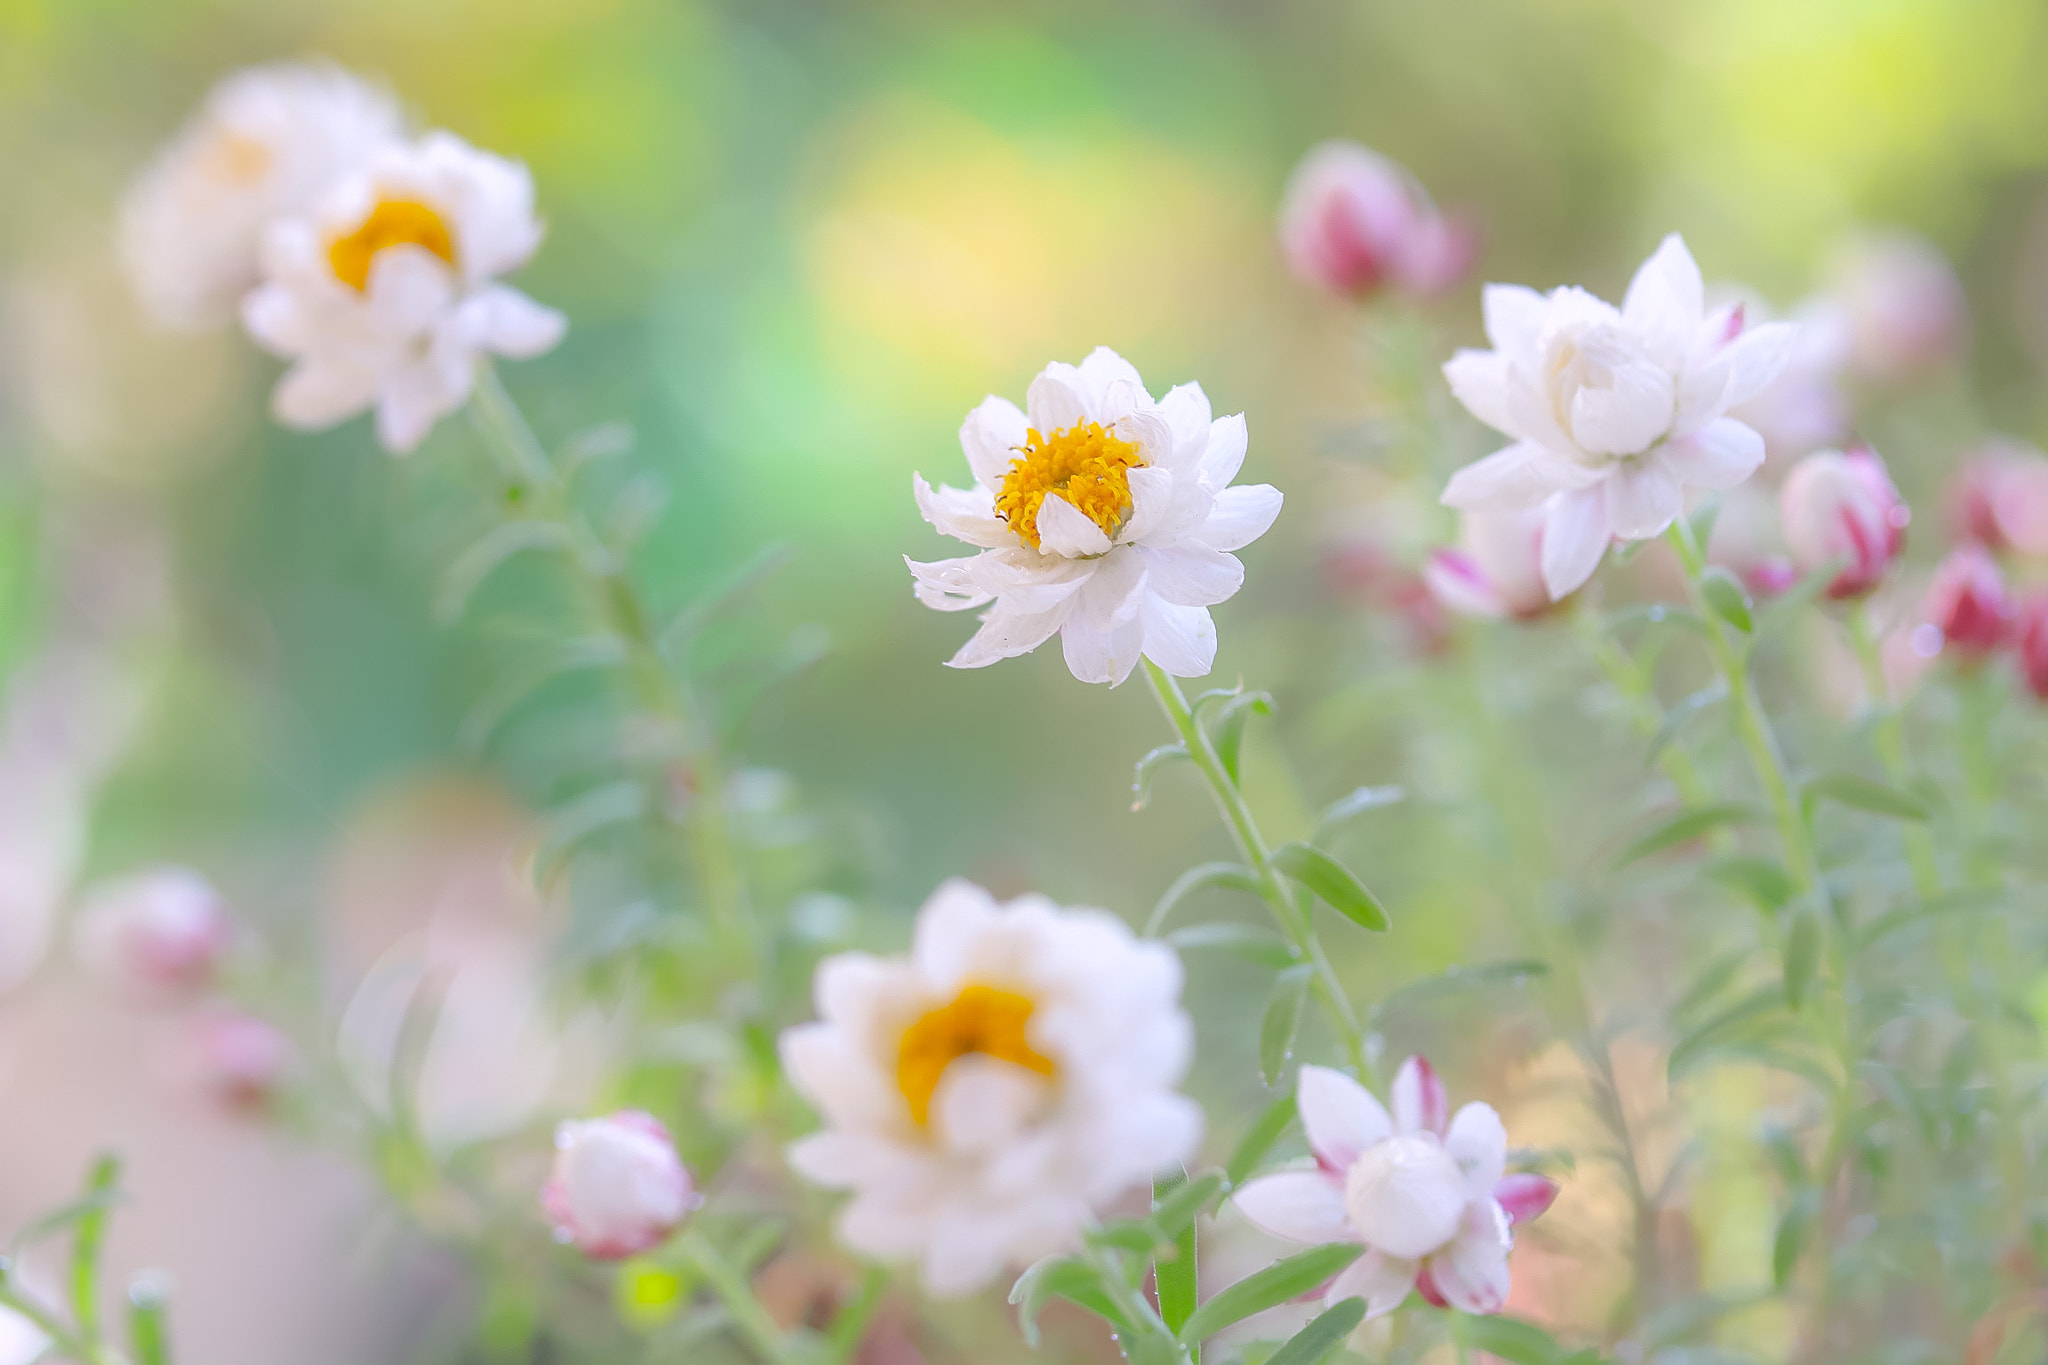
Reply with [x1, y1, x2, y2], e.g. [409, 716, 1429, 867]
[1279, 142, 1476, 300]
[1948, 438, 2048, 557]
[1923, 546, 2015, 657]
[184, 1009, 294, 1109]
[73, 866, 233, 1001]
[1233, 1059, 1557, 1321]
[544, 1110, 696, 1260]
[1828, 230, 1969, 384]
[2016, 596, 2048, 700]
[1423, 507, 1551, 620]
[1778, 446, 1909, 598]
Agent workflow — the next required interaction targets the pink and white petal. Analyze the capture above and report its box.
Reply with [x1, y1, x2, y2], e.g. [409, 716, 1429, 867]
[1026, 365, 1090, 434]
[1443, 441, 1596, 513]
[1444, 1102, 1508, 1197]
[1620, 233, 1704, 370]
[273, 359, 377, 429]
[1390, 1056, 1450, 1136]
[1156, 382, 1213, 458]
[1233, 1171, 1351, 1245]
[1660, 417, 1765, 492]
[914, 474, 1013, 548]
[1138, 545, 1245, 607]
[1138, 599, 1217, 678]
[1713, 320, 1798, 411]
[1482, 284, 1549, 355]
[1540, 485, 1612, 600]
[1298, 1064, 1394, 1170]
[1324, 1249, 1420, 1321]
[1199, 413, 1249, 488]
[1191, 483, 1281, 552]
[1423, 548, 1505, 619]
[1602, 455, 1684, 540]
[1494, 1173, 1560, 1225]
[960, 395, 1030, 488]
[1442, 349, 1522, 438]
[949, 597, 1074, 669]
[905, 555, 995, 612]
[1423, 1202, 1513, 1315]
[1035, 494, 1114, 557]
[468, 285, 566, 358]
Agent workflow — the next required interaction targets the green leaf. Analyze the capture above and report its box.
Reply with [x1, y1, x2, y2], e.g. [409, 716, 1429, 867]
[1366, 958, 1548, 1027]
[1165, 923, 1297, 969]
[1687, 495, 1723, 555]
[535, 781, 649, 886]
[1772, 1187, 1821, 1288]
[1227, 1086, 1299, 1187]
[1178, 1243, 1363, 1344]
[128, 1273, 173, 1365]
[1269, 844, 1389, 931]
[1670, 948, 1750, 1029]
[1008, 1257, 1125, 1346]
[1614, 804, 1765, 868]
[1132, 744, 1192, 812]
[435, 520, 577, 623]
[72, 1153, 121, 1346]
[1645, 681, 1727, 767]
[1313, 785, 1406, 837]
[1265, 1296, 1367, 1365]
[1705, 856, 1795, 913]
[1144, 862, 1263, 935]
[1086, 1223, 1160, 1255]
[1152, 1173, 1226, 1243]
[1756, 561, 1841, 636]
[606, 472, 670, 547]
[1699, 566, 1755, 634]
[1259, 966, 1314, 1084]
[1800, 772, 1931, 825]
[1214, 692, 1275, 785]
[1667, 985, 1786, 1080]
[1153, 1171, 1200, 1336]
[1856, 886, 2004, 954]
[1452, 1312, 1569, 1364]
[457, 634, 628, 754]
[659, 543, 793, 654]
[1782, 904, 1821, 1009]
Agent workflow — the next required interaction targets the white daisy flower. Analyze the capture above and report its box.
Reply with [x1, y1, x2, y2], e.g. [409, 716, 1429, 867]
[1439, 234, 1796, 600]
[120, 61, 404, 330]
[241, 131, 566, 454]
[779, 878, 1203, 1296]
[907, 347, 1283, 686]
[1233, 1059, 1557, 1321]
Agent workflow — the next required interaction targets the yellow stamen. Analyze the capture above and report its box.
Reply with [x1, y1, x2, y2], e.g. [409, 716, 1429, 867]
[995, 421, 1144, 550]
[896, 984, 1055, 1128]
[327, 199, 457, 292]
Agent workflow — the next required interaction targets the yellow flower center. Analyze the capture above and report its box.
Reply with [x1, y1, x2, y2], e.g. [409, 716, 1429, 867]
[995, 421, 1144, 550]
[895, 984, 1055, 1128]
[327, 199, 457, 292]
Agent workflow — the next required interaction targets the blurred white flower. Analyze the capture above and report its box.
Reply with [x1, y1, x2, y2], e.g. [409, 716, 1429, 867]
[1423, 506, 1551, 620]
[1233, 1059, 1556, 1320]
[242, 132, 565, 453]
[0, 1297, 49, 1364]
[1828, 229, 1968, 383]
[907, 347, 1282, 685]
[780, 878, 1202, 1295]
[1779, 446, 1908, 599]
[1728, 296, 1852, 461]
[1440, 234, 1796, 599]
[1278, 142, 1476, 300]
[120, 61, 403, 330]
[1949, 437, 2048, 557]
[543, 1111, 696, 1260]
[73, 865, 233, 1001]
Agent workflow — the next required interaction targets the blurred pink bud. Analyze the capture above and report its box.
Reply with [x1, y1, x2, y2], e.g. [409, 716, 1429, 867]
[74, 866, 232, 1000]
[1279, 142, 1475, 300]
[1779, 446, 1908, 598]
[1948, 438, 2048, 557]
[544, 1110, 695, 1260]
[185, 1009, 293, 1109]
[1493, 1173, 1559, 1226]
[1829, 230, 1968, 383]
[1424, 507, 1551, 620]
[1923, 546, 2015, 657]
[1707, 482, 1796, 597]
[2017, 597, 2048, 700]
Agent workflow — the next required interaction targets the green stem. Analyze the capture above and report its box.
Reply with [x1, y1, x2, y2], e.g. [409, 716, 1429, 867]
[678, 1232, 795, 1365]
[1572, 603, 1720, 813]
[1143, 661, 1370, 1082]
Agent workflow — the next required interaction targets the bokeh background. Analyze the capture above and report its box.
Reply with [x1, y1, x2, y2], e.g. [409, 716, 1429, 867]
[5, 0, 2048, 1360]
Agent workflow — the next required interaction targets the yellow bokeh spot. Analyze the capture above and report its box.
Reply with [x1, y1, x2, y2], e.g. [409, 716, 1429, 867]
[327, 199, 458, 292]
[994, 421, 1143, 550]
[896, 984, 1054, 1127]
[615, 1260, 687, 1331]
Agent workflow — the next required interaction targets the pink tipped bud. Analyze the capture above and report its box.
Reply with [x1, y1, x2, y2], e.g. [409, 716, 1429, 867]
[1923, 545, 2016, 657]
[1493, 1172, 1560, 1226]
[1279, 142, 1475, 300]
[183, 1009, 293, 1110]
[1829, 230, 1969, 383]
[543, 1111, 696, 1260]
[2016, 597, 2048, 700]
[1948, 438, 2048, 557]
[1778, 446, 1909, 598]
[1424, 506, 1551, 621]
[73, 866, 232, 1001]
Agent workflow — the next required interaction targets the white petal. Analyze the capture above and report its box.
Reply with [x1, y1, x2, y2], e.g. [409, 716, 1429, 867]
[1138, 599, 1217, 678]
[1621, 233, 1704, 369]
[1603, 456, 1683, 540]
[1425, 1202, 1513, 1315]
[949, 597, 1073, 668]
[1716, 321, 1799, 410]
[1566, 359, 1674, 457]
[912, 878, 1001, 986]
[1192, 484, 1282, 552]
[1661, 418, 1765, 492]
[1112, 407, 1178, 470]
[1233, 1171, 1351, 1245]
[1442, 441, 1602, 512]
[1156, 382, 1213, 459]
[1422, 549, 1505, 619]
[1076, 345, 1147, 409]
[1118, 465, 1180, 545]
[1060, 612, 1142, 686]
[1389, 1056, 1449, 1137]
[1443, 349, 1521, 437]
[365, 246, 458, 335]
[1540, 486, 1611, 599]
[1325, 1248, 1419, 1321]
[960, 395, 1029, 488]
[1298, 1064, 1393, 1170]
[1035, 494, 1113, 557]
[273, 360, 376, 428]
[1444, 1102, 1508, 1198]
[1138, 545, 1244, 607]
[469, 286, 566, 358]
[1482, 284, 1548, 355]
[914, 475, 1013, 549]
[1199, 413, 1248, 488]
[374, 376, 451, 454]
[906, 554, 995, 612]
[1026, 366, 1089, 433]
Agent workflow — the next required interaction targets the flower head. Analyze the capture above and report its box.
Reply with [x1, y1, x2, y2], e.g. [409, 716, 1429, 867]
[908, 348, 1282, 685]
[120, 61, 403, 330]
[242, 132, 566, 453]
[1949, 438, 2048, 557]
[2016, 596, 2048, 701]
[1923, 545, 2015, 658]
[73, 865, 232, 1001]
[1278, 142, 1476, 300]
[1828, 229, 1968, 384]
[780, 878, 1202, 1295]
[1779, 446, 1909, 599]
[181, 1008, 294, 1110]
[1423, 506, 1552, 621]
[1440, 234, 1796, 600]
[544, 1111, 697, 1260]
[1233, 1059, 1555, 1321]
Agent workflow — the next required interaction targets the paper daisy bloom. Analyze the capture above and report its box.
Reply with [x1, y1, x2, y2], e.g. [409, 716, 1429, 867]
[120, 61, 404, 330]
[1440, 234, 1796, 600]
[1233, 1059, 1556, 1320]
[543, 1111, 697, 1261]
[907, 347, 1282, 685]
[241, 131, 566, 454]
[779, 878, 1203, 1295]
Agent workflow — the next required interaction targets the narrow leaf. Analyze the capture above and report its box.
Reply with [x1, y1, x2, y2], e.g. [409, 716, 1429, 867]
[1227, 1086, 1300, 1187]
[1266, 1296, 1367, 1365]
[71, 1153, 120, 1347]
[128, 1274, 172, 1365]
[535, 781, 649, 885]
[1132, 744, 1192, 812]
[1367, 958, 1548, 1027]
[1153, 1171, 1199, 1337]
[1756, 561, 1841, 636]
[435, 520, 576, 623]
[660, 543, 794, 654]
[1698, 566, 1755, 633]
[1614, 804, 1765, 868]
[1179, 1242, 1362, 1345]
[1782, 905, 1820, 1010]
[1165, 923, 1297, 969]
[1451, 1311, 1567, 1364]
[1704, 856, 1794, 912]
[1151, 1173, 1226, 1242]
[1772, 1188, 1821, 1288]
[1800, 772, 1930, 824]
[1145, 862, 1263, 935]
[1667, 985, 1787, 1080]
[457, 635, 627, 754]
[1214, 692, 1274, 785]
[1645, 681, 1726, 766]
[1008, 1257, 1125, 1346]
[1313, 785, 1406, 836]
[1269, 843, 1389, 932]
[1259, 966, 1314, 1085]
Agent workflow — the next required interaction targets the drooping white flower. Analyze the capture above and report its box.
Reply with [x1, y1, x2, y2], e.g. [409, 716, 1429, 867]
[72, 865, 233, 1001]
[242, 131, 566, 453]
[780, 878, 1202, 1295]
[1440, 235, 1796, 600]
[120, 61, 404, 330]
[1234, 1059, 1556, 1320]
[907, 347, 1283, 686]
[543, 1111, 697, 1260]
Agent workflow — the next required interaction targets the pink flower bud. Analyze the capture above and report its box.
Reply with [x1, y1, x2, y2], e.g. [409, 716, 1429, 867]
[2016, 596, 2048, 700]
[183, 1009, 293, 1110]
[1829, 230, 1968, 383]
[73, 866, 232, 1001]
[1948, 438, 2048, 557]
[1424, 507, 1550, 620]
[543, 1111, 696, 1260]
[1778, 446, 1909, 598]
[1279, 142, 1475, 300]
[1923, 545, 2015, 657]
